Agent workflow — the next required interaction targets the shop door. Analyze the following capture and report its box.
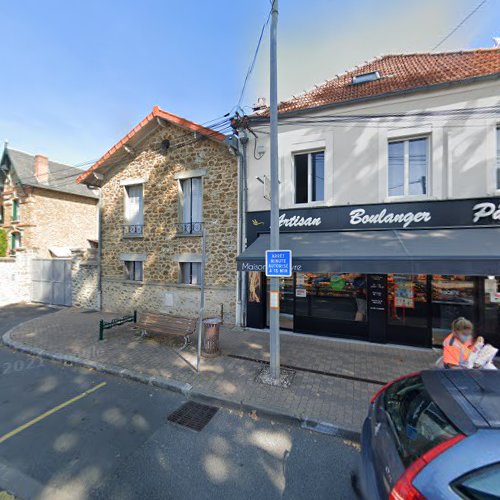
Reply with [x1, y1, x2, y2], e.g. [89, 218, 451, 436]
[386, 274, 432, 347]
[266, 276, 295, 330]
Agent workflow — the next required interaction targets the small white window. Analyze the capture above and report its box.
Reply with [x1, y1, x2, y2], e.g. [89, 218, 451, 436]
[352, 71, 380, 85]
[124, 261, 143, 281]
[124, 184, 144, 236]
[496, 127, 500, 190]
[179, 177, 203, 234]
[388, 137, 429, 197]
[294, 151, 325, 204]
[180, 262, 201, 285]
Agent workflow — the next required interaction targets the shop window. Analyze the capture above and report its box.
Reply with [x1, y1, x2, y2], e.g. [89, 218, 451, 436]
[294, 273, 367, 322]
[294, 151, 324, 204]
[124, 260, 143, 281]
[387, 274, 428, 329]
[179, 177, 203, 233]
[180, 262, 201, 285]
[431, 275, 475, 345]
[388, 137, 429, 197]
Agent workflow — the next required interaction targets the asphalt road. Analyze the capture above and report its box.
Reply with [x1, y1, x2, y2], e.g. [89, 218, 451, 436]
[0, 304, 359, 500]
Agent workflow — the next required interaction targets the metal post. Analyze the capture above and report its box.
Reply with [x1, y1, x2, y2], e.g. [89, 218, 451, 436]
[99, 320, 104, 341]
[196, 226, 206, 372]
[269, 0, 280, 382]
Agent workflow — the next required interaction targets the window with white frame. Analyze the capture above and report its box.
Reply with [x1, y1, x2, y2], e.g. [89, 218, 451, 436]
[496, 127, 500, 190]
[124, 184, 144, 236]
[180, 262, 201, 285]
[294, 151, 325, 204]
[124, 260, 143, 281]
[179, 177, 202, 232]
[388, 137, 429, 197]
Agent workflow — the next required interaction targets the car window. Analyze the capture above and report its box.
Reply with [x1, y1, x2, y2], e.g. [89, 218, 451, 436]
[453, 462, 500, 500]
[384, 374, 459, 467]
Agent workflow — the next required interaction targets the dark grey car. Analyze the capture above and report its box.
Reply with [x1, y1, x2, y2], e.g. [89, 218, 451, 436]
[358, 370, 500, 499]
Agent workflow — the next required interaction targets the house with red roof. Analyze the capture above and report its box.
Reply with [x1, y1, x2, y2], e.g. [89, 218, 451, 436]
[236, 47, 500, 349]
[78, 106, 238, 321]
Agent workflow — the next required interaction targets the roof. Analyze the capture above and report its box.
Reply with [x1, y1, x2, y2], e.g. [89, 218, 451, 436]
[2, 148, 97, 199]
[259, 48, 500, 116]
[77, 106, 227, 185]
[423, 370, 500, 434]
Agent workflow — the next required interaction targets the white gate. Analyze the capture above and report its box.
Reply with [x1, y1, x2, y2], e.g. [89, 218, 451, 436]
[31, 259, 72, 306]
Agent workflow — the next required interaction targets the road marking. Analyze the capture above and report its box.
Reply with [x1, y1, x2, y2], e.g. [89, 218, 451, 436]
[0, 382, 107, 445]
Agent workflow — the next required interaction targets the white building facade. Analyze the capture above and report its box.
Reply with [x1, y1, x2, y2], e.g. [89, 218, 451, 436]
[237, 48, 500, 349]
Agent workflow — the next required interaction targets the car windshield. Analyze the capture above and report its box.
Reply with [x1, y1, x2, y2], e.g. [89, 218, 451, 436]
[384, 374, 459, 467]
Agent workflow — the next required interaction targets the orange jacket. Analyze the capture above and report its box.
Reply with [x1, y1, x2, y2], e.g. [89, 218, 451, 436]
[443, 333, 474, 368]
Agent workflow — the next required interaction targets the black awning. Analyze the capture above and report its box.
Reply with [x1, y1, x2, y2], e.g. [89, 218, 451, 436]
[237, 228, 500, 276]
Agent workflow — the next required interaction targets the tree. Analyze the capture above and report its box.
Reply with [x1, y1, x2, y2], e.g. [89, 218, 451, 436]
[0, 229, 7, 257]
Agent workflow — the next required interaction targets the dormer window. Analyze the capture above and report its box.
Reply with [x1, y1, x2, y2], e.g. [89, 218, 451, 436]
[352, 71, 380, 85]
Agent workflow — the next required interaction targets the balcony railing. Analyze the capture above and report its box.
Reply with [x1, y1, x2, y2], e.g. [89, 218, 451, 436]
[175, 222, 203, 236]
[122, 224, 144, 238]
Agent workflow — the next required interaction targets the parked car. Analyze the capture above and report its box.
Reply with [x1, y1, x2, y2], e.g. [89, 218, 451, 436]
[358, 369, 500, 499]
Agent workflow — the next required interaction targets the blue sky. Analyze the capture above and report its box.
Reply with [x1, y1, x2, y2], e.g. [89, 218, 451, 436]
[0, 0, 498, 166]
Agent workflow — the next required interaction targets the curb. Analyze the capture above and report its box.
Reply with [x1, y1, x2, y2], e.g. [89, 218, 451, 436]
[2, 318, 360, 441]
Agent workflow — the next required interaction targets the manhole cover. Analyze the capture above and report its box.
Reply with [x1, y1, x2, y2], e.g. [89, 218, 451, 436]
[167, 401, 218, 432]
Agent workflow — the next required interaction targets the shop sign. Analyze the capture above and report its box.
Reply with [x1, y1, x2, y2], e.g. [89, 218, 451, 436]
[295, 288, 307, 298]
[247, 197, 500, 244]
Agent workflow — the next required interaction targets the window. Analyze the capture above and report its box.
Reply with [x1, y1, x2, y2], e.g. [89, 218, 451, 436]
[12, 199, 19, 221]
[388, 137, 429, 197]
[384, 374, 459, 468]
[11, 232, 21, 252]
[352, 71, 380, 85]
[496, 127, 500, 190]
[124, 260, 143, 281]
[0, 205, 3, 223]
[294, 151, 324, 204]
[179, 177, 202, 233]
[124, 184, 144, 236]
[453, 463, 500, 499]
[180, 262, 201, 285]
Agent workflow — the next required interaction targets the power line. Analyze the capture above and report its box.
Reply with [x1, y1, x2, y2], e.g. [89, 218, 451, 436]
[432, 0, 488, 51]
[236, 5, 273, 108]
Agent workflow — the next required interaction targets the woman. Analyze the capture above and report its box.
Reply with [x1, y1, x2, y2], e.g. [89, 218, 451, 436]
[442, 317, 484, 369]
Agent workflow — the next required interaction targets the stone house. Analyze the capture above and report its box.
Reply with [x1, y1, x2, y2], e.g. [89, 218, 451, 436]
[77, 106, 238, 322]
[0, 146, 98, 258]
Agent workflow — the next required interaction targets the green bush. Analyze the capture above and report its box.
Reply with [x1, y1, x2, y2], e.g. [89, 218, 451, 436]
[0, 229, 7, 257]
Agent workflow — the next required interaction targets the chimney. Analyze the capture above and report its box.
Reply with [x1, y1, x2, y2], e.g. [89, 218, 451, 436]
[252, 97, 267, 111]
[34, 154, 49, 184]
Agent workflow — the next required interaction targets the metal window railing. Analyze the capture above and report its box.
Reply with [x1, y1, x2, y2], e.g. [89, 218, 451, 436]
[175, 222, 203, 235]
[122, 224, 144, 238]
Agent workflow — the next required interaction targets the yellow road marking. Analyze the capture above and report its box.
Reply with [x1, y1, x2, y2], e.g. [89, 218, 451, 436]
[0, 382, 107, 445]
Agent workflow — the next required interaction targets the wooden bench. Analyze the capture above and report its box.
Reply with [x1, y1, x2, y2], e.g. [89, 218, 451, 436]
[136, 312, 197, 350]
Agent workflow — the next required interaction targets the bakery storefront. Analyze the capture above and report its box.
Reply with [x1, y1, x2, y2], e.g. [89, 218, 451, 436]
[237, 198, 500, 348]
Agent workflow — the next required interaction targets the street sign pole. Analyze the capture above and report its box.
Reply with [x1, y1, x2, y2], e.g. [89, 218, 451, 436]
[269, 0, 280, 382]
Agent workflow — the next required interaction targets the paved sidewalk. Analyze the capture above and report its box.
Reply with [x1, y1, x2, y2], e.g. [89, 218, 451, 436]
[3, 308, 437, 435]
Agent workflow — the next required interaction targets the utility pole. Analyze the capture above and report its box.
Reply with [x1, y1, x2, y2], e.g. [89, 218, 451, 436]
[269, 0, 280, 382]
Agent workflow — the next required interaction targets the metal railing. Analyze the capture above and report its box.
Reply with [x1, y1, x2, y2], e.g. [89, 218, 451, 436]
[175, 221, 203, 235]
[122, 224, 144, 238]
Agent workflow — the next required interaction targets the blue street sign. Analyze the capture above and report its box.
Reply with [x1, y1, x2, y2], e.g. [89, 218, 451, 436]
[265, 250, 292, 277]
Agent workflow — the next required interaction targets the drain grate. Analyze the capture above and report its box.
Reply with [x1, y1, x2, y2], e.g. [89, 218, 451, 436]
[167, 401, 218, 432]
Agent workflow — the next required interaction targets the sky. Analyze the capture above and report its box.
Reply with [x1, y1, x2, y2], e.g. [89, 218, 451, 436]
[0, 0, 498, 167]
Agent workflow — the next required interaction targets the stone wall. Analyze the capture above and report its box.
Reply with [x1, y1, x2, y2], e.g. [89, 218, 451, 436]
[99, 119, 238, 322]
[29, 188, 98, 257]
[71, 251, 99, 310]
[102, 279, 234, 322]
[0, 252, 33, 306]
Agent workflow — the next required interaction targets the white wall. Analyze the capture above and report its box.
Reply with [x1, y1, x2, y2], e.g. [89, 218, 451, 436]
[245, 80, 500, 212]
